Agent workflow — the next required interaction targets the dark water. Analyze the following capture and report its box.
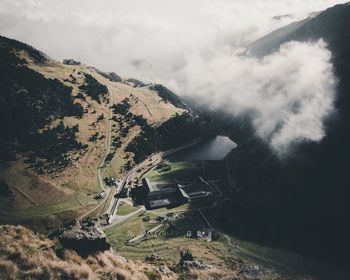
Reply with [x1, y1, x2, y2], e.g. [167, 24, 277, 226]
[167, 136, 237, 162]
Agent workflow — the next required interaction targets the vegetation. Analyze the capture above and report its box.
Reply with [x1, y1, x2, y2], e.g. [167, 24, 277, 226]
[125, 78, 146, 87]
[155, 162, 171, 173]
[95, 68, 122, 82]
[79, 73, 108, 103]
[150, 84, 187, 109]
[146, 162, 200, 183]
[0, 35, 46, 63]
[0, 41, 84, 164]
[0, 178, 12, 198]
[179, 249, 194, 266]
[111, 98, 131, 115]
[117, 202, 139, 216]
[0, 225, 148, 280]
[25, 121, 86, 173]
[126, 112, 217, 163]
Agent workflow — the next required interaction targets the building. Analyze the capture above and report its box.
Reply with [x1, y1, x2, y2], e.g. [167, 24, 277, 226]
[196, 229, 212, 242]
[94, 191, 105, 199]
[178, 177, 213, 202]
[142, 176, 214, 210]
[142, 178, 189, 209]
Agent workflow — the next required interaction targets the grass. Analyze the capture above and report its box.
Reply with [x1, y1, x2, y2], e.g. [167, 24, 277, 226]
[150, 203, 190, 214]
[0, 58, 185, 231]
[107, 82, 185, 127]
[0, 194, 96, 219]
[0, 61, 110, 229]
[104, 126, 141, 179]
[0, 224, 149, 280]
[228, 236, 350, 280]
[144, 161, 201, 183]
[117, 202, 140, 215]
[105, 210, 216, 261]
[105, 212, 159, 247]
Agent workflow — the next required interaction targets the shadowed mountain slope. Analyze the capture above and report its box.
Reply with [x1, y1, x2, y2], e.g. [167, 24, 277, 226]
[211, 2, 350, 270]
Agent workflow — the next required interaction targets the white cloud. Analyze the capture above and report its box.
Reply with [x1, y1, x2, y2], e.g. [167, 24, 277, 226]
[178, 40, 335, 155]
[0, 0, 342, 155]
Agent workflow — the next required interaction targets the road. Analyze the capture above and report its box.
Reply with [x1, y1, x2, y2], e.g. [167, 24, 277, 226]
[77, 87, 114, 224]
[106, 138, 202, 225]
[105, 207, 145, 229]
[107, 166, 137, 223]
[77, 105, 201, 226]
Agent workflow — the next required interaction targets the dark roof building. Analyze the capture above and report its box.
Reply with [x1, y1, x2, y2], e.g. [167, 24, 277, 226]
[179, 177, 213, 202]
[142, 178, 189, 209]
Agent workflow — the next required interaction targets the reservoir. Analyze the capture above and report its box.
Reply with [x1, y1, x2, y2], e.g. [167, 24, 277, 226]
[167, 135, 237, 162]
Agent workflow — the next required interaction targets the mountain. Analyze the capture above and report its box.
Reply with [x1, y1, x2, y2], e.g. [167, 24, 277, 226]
[1, 3, 350, 276]
[248, 3, 350, 57]
[0, 35, 237, 280]
[213, 2, 350, 269]
[0, 34, 215, 232]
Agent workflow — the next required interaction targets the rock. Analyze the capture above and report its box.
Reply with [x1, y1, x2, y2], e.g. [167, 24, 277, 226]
[154, 265, 173, 276]
[182, 260, 211, 271]
[59, 225, 110, 255]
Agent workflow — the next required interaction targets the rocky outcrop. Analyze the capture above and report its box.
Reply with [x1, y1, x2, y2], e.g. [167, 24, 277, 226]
[59, 225, 110, 255]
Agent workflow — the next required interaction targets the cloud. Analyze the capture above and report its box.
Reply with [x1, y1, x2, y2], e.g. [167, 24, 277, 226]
[176, 40, 336, 155]
[0, 0, 342, 155]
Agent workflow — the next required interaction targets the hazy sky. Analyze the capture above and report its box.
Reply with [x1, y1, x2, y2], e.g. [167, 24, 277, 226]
[0, 0, 346, 155]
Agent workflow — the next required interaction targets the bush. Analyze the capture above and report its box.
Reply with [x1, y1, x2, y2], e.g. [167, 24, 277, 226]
[79, 73, 108, 103]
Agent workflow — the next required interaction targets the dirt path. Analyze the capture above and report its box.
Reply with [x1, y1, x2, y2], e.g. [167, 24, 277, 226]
[13, 187, 37, 205]
[77, 89, 114, 224]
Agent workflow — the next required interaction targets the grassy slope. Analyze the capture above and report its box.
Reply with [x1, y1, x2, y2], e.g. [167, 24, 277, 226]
[116, 202, 140, 216]
[145, 161, 201, 183]
[105, 211, 292, 279]
[0, 50, 185, 231]
[0, 224, 149, 280]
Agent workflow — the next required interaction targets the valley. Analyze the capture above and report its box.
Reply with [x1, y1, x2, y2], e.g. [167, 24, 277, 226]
[1, 2, 350, 278]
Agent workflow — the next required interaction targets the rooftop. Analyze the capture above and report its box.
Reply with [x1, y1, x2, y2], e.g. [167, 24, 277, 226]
[149, 198, 171, 208]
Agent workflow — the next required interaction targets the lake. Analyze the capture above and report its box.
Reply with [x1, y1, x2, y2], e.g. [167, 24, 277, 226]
[166, 136, 237, 162]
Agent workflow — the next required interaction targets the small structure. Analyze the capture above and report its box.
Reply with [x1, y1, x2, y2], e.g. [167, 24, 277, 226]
[186, 230, 192, 238]
[104, 177, 116, 187]
[94, 191, 105, 199]
[63, 59, 81, 65]
[196, 229, 212, 242]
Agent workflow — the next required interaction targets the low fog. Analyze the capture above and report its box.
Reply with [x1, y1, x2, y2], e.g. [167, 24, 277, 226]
[180, 40, 336, 155]
[0, 0, 345, 155]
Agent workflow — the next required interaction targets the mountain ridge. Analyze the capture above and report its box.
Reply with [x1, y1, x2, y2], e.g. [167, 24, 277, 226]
[0, 34, 193, 232]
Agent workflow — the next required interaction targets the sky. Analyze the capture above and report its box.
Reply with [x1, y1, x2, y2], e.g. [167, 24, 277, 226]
[0, 0, 347, 155]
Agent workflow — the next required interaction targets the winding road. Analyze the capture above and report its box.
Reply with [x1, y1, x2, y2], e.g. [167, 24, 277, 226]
[77, 87, 114, 224]
[106, 138, 201, 225]
[77, 90, 201, 226]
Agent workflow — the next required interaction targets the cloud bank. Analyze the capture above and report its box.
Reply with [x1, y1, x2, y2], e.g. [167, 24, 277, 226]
[178, 40, 336, 155]
[0, 0, 342, 155]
